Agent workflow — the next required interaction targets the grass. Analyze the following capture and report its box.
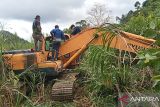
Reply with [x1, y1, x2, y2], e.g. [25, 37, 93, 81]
[77, 46, 157, 106]
[0, 61, 76, 107]
[0, 27, 34, 106]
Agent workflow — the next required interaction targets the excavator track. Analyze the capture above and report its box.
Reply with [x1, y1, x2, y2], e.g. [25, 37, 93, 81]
[51, 72, 78, 101]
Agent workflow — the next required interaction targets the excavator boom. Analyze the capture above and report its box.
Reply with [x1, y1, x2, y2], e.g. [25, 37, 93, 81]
[59, 28, 156, 68]
[2, 28, 156, 73]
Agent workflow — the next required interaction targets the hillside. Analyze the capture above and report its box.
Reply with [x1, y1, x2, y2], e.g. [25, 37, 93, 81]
[0, 30, 33, 50]
[119, 0, 160, 38]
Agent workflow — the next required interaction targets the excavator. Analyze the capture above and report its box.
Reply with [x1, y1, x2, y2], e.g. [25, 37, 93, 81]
[2, 27, 157, 101]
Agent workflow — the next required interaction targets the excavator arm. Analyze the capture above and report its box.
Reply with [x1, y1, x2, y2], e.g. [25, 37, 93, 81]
[2, 28, 156, 72]
[59, 28, 156, 68]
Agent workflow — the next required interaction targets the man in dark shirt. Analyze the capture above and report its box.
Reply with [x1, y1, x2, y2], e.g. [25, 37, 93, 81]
[32, 15, 44, 51]
[70, 24, 81, 36]
[50, 25, 65, 60]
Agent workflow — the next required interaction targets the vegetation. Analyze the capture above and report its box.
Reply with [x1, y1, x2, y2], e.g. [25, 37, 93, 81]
[63, 20, 89, 34]
[75, 0, 160, 106]
[119, 0, 160, 38]
[77, 27, 160, 106]
[0, 30, 33, 50]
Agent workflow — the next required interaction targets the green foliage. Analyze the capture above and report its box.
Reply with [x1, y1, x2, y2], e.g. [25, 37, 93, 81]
[63, 28, 71, 34]
[137, 48, 160, 89]
[134, 1, 141, 10]
[79, 44, 157, 106]
[78, 24, 160, 106]
[137, 48, 160, 71]
[152, 75, 160, 87]
[122, 14, 160, 38]
[0, 64, 34, 106]
[75, 20, 89, 30]
[120, 0, 160, 38]
[0, 30, 33, 50]
[63, 19, 89, 34]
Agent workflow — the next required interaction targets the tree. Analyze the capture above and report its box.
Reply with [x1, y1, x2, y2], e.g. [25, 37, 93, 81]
[120, 0, 160, 38]
[75, 20, 89, 29]
[122, 14, 160, 38]
[63, 20, 89, 34]
[86, 3, 111, 27]
[116, 16, 121, 23]
[134, 1, 141, 10]
[63, 28, 71, 34]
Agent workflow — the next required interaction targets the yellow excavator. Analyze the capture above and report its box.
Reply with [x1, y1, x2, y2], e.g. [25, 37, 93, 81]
[2, 27, 157, 101]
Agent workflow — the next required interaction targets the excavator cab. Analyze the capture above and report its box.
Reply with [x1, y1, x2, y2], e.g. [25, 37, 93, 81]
[45, 36, 53, 51]
[44, 36, 53, 60]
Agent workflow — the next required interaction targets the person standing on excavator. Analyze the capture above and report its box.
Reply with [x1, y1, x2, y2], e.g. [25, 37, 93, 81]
[70, 24, 81, 36]
[50, 25, 65, 60]
[32, 15, 44, 52]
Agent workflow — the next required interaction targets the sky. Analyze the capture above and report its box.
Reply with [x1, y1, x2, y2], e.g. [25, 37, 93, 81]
[0, 0, 146, 41]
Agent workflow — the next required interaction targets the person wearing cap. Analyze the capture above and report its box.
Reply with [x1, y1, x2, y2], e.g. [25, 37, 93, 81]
[70, 24, 81, 36]
[32, 15, 44, 51]
[50, 25, 65, 60]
